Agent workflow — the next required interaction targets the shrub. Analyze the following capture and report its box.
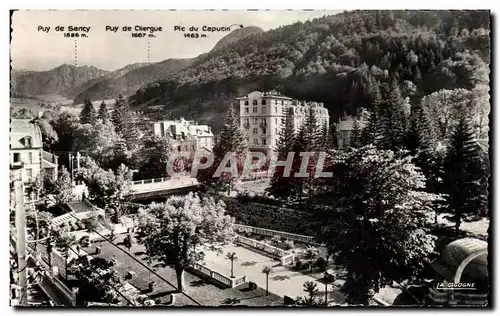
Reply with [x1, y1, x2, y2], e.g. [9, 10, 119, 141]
[277, 241, 293, 251]
[294, 259, 302, 270]
[301, 262, 310, 270]
[79, 235, 90, 247]
[315, 257, 327, 272]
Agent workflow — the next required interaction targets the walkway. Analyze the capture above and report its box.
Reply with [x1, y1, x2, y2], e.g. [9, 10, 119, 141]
[202, 244, 341, 301]
[129, 176, 199, 200]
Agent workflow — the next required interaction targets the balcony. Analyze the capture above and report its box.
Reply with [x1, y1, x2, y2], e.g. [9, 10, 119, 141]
[10, 162, 24, 170]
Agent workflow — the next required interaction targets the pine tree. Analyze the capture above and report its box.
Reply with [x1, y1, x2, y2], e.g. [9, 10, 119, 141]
[111, 95, 139, 150]
[444, 113, 487, 234]
[327, 123, 339, 149]
[293, 106, 323, 202]
[80, 99, 97, 125]
[348, 119, 363, 148]
[405, 105, 436, 155]
[360, 109, 379, 146]
[206, 105, 247, 194]
[375, 80, 407, 151]
[98, 101, 109, 121]
[319, 122, 330, 150]
[111, 94, 127, 135]
[268, 108, 298, 199]
[295, 106, 322, 152]
[213, 105, 247, 157]
[361, 84, 383, 146]
[275, 108, 296, 159]
[406, 105, 444, 223]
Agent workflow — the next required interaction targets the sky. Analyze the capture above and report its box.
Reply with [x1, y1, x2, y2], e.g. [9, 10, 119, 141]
[11, 10, 341, 71]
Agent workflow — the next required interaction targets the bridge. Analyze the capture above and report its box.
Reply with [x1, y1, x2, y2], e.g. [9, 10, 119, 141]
[129, 176, 199, 201]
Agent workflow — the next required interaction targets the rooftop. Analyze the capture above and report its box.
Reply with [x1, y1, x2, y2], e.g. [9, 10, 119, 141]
[10, 119, 43, 149]
[431, 238, 488, 283]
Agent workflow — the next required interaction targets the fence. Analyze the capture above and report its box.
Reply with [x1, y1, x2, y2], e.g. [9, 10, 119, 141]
[36, 253, 77, 306]
[132, 177, 199, 186]
[234, 224, 316, 244]
[189, 262, 246, 288]
[235, 235, 294, 266]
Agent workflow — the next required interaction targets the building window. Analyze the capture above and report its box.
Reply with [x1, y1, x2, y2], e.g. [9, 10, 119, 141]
[275, 118, 278, 124]
[254, 139, 259, 145]
[253, 107, 257, 113]
[253, 118, 258, 124]
[253, 128, 258, 135]
[262, 100, 266, 105]
[262, 138, 267, 145]
[14, 153, 20, 163]
[29, 152, 33, 164]
[275, 128, 278, 134]
[26, 168, 33, 180]
[24, 137, 32, 147]
[177, 146, 181, 152]
[262, 107, 266, 114]
[244, 100, 249, 105]
[262, 128, 267, 134]
[281, 100, 284, 105]
[245, 107, 249, 113]
[253, 100, 258, 106]
[275, 107, 278, 113]
[245, 118, 250, 124]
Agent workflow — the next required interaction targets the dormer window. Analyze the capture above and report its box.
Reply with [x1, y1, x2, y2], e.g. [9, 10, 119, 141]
[23, 136, 33, 148]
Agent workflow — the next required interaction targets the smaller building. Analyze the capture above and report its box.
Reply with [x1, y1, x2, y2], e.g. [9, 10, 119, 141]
[10, 119, 59, 184]
[336, 109, 369, 149]
[428, 238, 488, 306]
[152, 118, 214, 152]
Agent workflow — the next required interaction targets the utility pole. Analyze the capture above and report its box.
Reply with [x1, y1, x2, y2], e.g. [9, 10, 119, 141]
[12, 166, 27, 306]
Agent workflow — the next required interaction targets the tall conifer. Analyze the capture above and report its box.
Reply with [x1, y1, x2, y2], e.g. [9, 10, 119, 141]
[80, 99, 97, 125]
[444, 113, 487, 233]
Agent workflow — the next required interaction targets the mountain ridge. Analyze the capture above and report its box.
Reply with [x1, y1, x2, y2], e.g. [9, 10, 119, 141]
[11, 64, 109, 96]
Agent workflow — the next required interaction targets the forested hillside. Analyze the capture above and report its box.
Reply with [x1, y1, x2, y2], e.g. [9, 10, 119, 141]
[131, 10, 490, 133]
[72, 58, 194, 104]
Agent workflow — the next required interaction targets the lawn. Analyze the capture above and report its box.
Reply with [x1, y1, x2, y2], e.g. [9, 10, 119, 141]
[82, 234, 283, 307]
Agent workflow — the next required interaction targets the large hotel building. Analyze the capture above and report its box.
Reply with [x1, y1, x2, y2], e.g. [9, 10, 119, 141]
[237, 90, 330, 155]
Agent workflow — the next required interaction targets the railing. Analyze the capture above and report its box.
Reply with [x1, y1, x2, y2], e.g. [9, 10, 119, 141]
[234, 224, 316, 244]
[281, 253, 295, 266]
[233, 275, 247, 287]
[235, 235, 294, 265]
[428, 286, 488, 305]
[132, 177, 198, 188]
[36, 253, 76, 306]
[189, 262, 246, 288]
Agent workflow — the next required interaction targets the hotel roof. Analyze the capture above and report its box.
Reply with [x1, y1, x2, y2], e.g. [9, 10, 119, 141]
[10, 119, 43, 149]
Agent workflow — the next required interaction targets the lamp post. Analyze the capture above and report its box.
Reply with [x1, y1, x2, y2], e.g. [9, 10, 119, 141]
[324, 272, 329, 306]
[324, 271, 336, 306]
